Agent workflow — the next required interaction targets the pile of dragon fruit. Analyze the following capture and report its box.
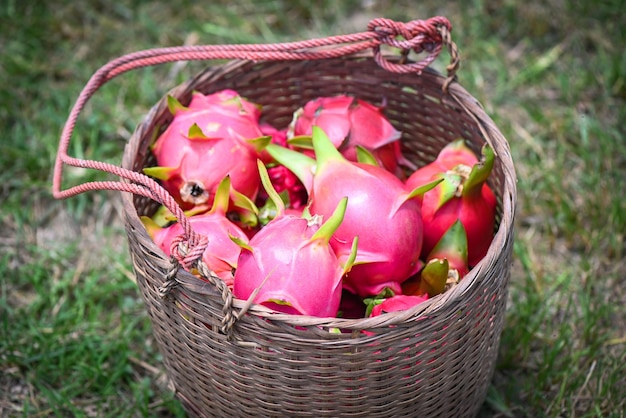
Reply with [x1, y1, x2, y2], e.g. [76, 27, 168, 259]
[141, 89, 497, 319]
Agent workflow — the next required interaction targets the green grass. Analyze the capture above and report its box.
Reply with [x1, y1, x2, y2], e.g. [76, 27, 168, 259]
[1, 243, 183, 417]
[1, 0, 625, 417]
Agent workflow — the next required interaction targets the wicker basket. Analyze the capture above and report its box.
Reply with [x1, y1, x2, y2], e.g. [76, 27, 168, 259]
[54, 17, 516, 418]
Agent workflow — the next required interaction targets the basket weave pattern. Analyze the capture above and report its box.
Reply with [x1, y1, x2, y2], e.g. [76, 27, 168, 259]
[121, 56, 516, 417]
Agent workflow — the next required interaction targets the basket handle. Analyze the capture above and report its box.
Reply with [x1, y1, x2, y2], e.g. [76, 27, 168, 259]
[52, 16, 459, 274]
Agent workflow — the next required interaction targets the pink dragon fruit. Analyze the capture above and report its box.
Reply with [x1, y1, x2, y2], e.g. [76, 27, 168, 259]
[144, 90, 269, 210]
[414, 139, 480, 176]
[190, 89, 262, 120]
[366, 292, 429, 318]
[141, 176, 249, 287]
[288, 95, 412, 176]
[232, 161, 357, 317]
[266, 126, 441, 298]
[406, 141, 497, 267]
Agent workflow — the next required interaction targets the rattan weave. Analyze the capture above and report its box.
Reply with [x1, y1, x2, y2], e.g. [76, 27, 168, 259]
[120, 55, 517, 417]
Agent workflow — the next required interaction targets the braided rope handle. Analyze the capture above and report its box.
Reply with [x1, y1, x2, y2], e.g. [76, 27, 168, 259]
[52, 16, 459, 273]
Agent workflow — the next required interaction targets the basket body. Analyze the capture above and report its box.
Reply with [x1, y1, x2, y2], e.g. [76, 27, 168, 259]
[122, 55, 516, 417]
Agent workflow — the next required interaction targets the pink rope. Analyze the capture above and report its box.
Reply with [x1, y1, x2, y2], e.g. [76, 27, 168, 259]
[52, 16, 453, 267]
[170, 234, 209, 271]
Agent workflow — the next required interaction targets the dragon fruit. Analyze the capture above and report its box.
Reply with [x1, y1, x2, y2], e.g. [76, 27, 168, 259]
[415, 139, 480, 175]
[232, 161, 357, 317]
[406, 141, 497, 267]
[288, 95, 412, 176]
[266, 126, 441, 298]
[366, 292, 429, 318]
[141, 175, 249, 287]
[144, 90, 269, 210]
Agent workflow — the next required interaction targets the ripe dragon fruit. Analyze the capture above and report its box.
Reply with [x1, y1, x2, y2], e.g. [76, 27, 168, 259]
[141, 175, 249, 288]
[144, 90, 269, 210]
[415, 139, 481, 175]
[287, 95, 413, 176]
[266, 126, 441, 298]
[406, 140, 497, 267]
[365, 290, 429, 318]
[232, 161, 357, 317]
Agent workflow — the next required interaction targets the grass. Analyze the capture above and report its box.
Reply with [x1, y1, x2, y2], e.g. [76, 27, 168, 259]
[1, 0, 624, 417]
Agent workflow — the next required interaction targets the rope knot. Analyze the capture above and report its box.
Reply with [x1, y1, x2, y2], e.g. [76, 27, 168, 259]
[170, 233, 209, 271]
[368, 17, 450, 52]
[163, 234, 238, 335]
[366, 17, 453, 75]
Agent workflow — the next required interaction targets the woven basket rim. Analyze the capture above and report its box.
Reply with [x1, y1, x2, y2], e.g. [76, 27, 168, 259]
[123, 53, 517, 331]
